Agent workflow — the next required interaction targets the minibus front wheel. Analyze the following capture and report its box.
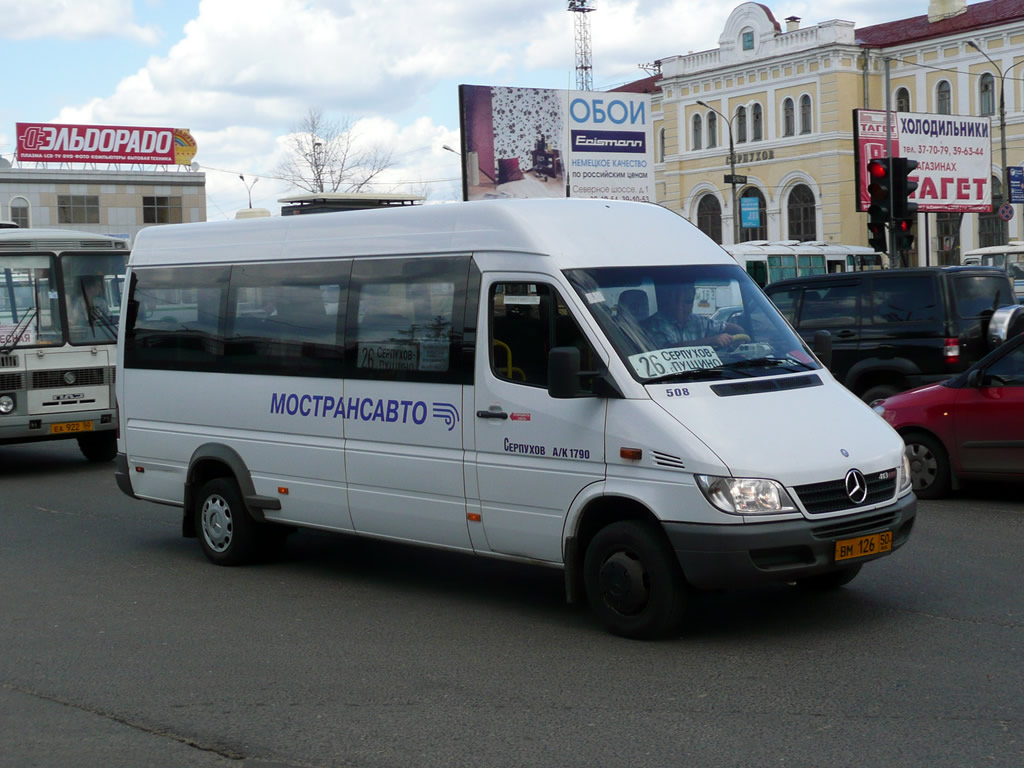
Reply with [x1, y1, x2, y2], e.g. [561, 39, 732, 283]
[583, 520, 686, 640]
[195, 477, 263, 566]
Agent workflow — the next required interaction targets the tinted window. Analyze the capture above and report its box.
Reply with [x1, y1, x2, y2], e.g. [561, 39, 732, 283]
[125, 266, 228, 372]
[491, 282, 595, 391]
[346, 255, 470, 384]
[984, 342, 1024, 386]
[797, 283, 860, 329]
[871, 275, 939, 324]
[953, 275, 1014, 318]
[225, 261, 348, 378]
[766, 286, 801, 324]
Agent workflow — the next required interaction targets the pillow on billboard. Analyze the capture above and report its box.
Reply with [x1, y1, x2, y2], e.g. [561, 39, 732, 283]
[498, 157, 524, 184]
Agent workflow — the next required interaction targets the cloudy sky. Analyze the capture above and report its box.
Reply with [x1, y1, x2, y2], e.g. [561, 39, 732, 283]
[0, 0, 938, 218]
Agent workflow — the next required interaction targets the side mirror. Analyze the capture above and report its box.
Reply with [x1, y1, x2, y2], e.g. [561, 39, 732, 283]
[548, 346, 582, 399]
[966, 368, 982, 388]
[813, 330, 833, 369]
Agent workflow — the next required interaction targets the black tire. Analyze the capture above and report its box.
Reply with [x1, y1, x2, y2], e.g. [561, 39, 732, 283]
[797, 564, 862, 590]
[583, 520, 687, 640]
[195, 477, 262, 566]
[903, 431, 952, 499]
[861, 384, 900, 404]
[77, 432, 117, 462]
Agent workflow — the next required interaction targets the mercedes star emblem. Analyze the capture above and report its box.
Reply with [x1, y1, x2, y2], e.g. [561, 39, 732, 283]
[845, 469, 868, 504]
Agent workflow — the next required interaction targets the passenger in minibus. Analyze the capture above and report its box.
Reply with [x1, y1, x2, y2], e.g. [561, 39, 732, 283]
[642, 282, 743, 348]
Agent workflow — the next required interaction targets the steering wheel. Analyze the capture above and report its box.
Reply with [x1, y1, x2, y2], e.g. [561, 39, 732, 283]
[729, 333, 751, 346]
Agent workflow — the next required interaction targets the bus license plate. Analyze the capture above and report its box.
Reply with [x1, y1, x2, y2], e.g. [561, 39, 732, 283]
[835, 531, 892, 562]
[50, 421, 94, 434]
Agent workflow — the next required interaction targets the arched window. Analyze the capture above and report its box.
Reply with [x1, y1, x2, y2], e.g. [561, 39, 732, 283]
[979, 175, 1007, 247]
[799, 95, 812, 134]
[739, 188, 766, 242]
[895, 87, 911, 113]
[782, 98, 795, 137]
[697, 194, 723, 244]
[937, 80, 952, 115]
[980, 73, 995, 117]
[9, 197, 29, 228]
[692, 114, 703, 151]
[787, 184, 816, 242]
[736, 106, 747, 143]
[657, 127, 666, 162]
[751, 104, 763, 141]
[707, 113, 718, 148]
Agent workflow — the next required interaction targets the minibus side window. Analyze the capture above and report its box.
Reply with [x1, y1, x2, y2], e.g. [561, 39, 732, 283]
[345, 255, 470, 384]
[124, 266, 229, 372]
[490, 282, 595, 392]
[223, 260, 349, 378]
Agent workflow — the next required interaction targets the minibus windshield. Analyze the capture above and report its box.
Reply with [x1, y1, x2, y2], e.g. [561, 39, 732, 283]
[565, 263, 819, 383]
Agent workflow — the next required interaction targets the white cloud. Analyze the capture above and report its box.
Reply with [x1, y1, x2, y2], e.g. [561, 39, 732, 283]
[0, 0, 159, 43]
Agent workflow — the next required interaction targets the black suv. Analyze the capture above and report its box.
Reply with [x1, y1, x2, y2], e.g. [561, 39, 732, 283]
[765, 266, 1016, 402]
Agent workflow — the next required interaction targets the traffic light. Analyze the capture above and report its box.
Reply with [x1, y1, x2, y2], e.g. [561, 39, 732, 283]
[891, 157, 919, 220]
[866, 158, 891, 252]
[895, 217, 915, 251]
[891, 157, 918, 253]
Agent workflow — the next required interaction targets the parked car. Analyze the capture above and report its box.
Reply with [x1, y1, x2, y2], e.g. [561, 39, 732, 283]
[872, 329, 1024, 498]
[765, 266, 1017, 402]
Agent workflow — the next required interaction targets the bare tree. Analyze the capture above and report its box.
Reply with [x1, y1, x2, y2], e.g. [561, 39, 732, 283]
[276, 108, 394, 194]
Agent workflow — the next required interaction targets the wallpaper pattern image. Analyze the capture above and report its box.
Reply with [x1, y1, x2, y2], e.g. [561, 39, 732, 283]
[490, 87, 564, 177]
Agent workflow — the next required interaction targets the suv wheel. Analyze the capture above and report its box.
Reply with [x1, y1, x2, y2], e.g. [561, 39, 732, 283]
[861, 384, 900, 404]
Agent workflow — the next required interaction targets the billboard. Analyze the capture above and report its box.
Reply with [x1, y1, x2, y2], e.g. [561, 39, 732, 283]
[458, 85, 654, 202]
[854, 109, 991, 213]
[16, 122, 198, 165]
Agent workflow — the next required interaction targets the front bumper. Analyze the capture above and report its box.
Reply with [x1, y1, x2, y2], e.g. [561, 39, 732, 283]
[664, 492, 916, 589]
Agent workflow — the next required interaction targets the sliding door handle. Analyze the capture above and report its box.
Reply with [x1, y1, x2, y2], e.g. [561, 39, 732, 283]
[476, 409, 509, 420]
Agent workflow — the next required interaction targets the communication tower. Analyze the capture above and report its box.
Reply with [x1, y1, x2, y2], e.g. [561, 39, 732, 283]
[567, 1, 596, 91]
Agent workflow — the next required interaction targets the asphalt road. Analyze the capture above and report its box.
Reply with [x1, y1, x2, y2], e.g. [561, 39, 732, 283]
[1, 440, 1021, 768]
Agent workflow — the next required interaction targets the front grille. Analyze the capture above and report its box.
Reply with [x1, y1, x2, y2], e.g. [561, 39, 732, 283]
[31, 367, 107, 389]
[794, 468, 898, 514]
[811, 511, 900, 540]
[0, 372, 25, 390]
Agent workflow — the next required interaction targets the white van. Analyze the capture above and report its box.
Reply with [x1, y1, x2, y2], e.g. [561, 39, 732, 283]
[115, 199, 916, 638]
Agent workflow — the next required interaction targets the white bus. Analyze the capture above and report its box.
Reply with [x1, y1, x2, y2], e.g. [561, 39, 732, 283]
[725, 241, 882, 288]
[0, 228, 128, 460]
[961, 242, 1024, 303]
[115, 199, 915, 638]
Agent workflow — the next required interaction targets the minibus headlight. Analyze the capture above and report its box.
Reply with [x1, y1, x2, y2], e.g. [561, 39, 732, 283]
[696, 475, 798, 515]
[900, 451, 913, 492]
[0, 394, 14, 414]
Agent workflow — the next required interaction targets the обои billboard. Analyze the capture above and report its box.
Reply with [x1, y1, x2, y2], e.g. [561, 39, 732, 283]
[458, 85, 654, 202]
[854, 109, 992, 213]
[16, 122, 198, 165]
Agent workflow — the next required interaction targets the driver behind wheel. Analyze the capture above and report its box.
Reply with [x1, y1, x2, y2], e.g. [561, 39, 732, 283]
[642, 282, 745, 348]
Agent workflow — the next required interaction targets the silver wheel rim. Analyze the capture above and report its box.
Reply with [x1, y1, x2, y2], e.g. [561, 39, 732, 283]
[201, 494, 233, 553]
[906, 442, 938, 491]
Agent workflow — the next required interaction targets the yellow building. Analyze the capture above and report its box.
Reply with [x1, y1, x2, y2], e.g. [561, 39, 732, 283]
[617, 0, 1024, 264]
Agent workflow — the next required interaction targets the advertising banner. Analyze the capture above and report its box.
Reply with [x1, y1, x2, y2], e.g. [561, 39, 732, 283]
[853, 109, 992, 213]
[16, 122, 197, 165]
[1009, 167, 1024, 204]
[458, 85, 654, 202]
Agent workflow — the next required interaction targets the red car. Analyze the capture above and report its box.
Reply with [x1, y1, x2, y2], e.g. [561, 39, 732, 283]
[872, 332, 1024, 499]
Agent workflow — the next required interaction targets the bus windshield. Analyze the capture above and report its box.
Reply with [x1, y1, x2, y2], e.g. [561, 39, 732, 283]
[60, 252, 128, 344]
[0, 255, 64, 349]
[565, 263, 819, 383]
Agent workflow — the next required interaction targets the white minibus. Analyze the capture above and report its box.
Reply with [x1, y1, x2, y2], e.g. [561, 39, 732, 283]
[115, 199, 916, 638]
[961, 242, 1024, 303]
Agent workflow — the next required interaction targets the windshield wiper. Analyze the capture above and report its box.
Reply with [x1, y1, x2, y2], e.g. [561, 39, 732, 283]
[0, 307, 37, 355]
[718, 357, 816, 373]
[645, 366, 738, 383]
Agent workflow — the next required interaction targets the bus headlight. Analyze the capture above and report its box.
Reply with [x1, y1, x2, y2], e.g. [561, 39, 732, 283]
[0, 394, 14, 414]
[696, 475, 798, 515]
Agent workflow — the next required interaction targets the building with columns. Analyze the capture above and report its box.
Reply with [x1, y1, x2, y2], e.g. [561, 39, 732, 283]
[617, 0, 1024, 264]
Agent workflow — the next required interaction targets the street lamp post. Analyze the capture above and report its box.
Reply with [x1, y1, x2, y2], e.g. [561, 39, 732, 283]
[697, 100, 740, 244]
[968, 40, 1024, 244]
[239, 174, 258, 209]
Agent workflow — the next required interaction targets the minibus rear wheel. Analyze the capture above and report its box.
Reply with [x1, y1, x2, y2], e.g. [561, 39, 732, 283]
[583, 520, 686, 640]
[195, 477, 262, 566]
[77, 432, 116, 462]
